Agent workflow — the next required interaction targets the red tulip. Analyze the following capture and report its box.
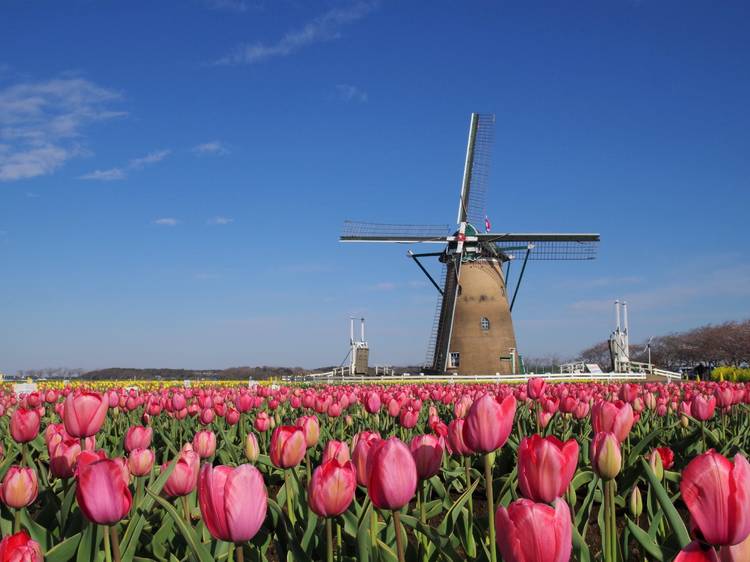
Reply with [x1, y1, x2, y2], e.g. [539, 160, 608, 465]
[527, 378, 546, 399]
[351, 431, 382, 487]
[254, 412, 271, 432]
[0, 531, 43, 561]
[0, 466, 38, 508]
[124, 426, 153, 453]
[308, 458, 357, 517]
[128, 448, 155, 477]
[270, 426, 306, 469]
[366, 437, 417, 510]
[518, 434, 579, 503]
[674, 541, 720, 562]
[462, 394, 516, 454]
[495, 499, 572, 562]
[63, 391, 108, 438]
[198, 464, 268, 543]
[681, 451, 750, 546]
[162, 446, 200, 497]
[410, 434, 444, 481]
[591, 432, 621, 480]
[592, 401, 634, 442]
[193, 430, 217, 459]
[10, 408, 40, 443]
[76, 459, 132, 524]
[654, 446, 675, 470]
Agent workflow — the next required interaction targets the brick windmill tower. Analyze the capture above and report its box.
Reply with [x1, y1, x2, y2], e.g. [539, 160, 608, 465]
[341, 114, 600, 375]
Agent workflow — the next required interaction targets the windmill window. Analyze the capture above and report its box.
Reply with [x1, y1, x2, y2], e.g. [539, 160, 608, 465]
[481, 317, 490, 331]
[449, 352, 460, 368]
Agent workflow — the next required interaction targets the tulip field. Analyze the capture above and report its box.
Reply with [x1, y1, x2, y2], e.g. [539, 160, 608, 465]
[0, 379, 748, 562]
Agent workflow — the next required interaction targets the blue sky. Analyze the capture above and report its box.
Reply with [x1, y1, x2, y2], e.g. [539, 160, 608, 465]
[1, 0, 748, 373]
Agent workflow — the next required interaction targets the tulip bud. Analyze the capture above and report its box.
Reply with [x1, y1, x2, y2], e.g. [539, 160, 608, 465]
[648, 449, 664, 481]
[245, 432, 260, 463]
[591, 432, 621, 480]
[308, 459, 356, 518]
[192, 430, 217, 459]
[629, 485, 643, 518]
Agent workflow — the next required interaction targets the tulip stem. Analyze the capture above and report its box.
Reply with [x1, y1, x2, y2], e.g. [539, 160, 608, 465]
[13, 509, 21, 533]
[392, 510, 405, 562]
[326, 518, 334, 562]
[285, 470, 296, 525]
[181, 495, 191, 525]
[603, 479, 617, 562]
[102, 525, 113, 562]
[484, 454, 496, 562]
[235, 544, 245, 562]
[370, 509, 378, 550]
[305, 449, 312, 483]
[110, 525, 122, 562]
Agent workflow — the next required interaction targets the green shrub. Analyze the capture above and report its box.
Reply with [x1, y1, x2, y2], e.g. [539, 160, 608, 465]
[711, 366, 750, 382]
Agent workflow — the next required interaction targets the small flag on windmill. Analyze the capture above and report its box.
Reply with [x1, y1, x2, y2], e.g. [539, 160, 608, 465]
[484, 216, 491, 232]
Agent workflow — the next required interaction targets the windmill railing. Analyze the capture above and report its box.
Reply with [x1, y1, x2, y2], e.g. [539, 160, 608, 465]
[295, 370, 682, 384]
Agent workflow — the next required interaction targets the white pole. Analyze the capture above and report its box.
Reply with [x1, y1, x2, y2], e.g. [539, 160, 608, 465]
[350, 317, 354, 344]
[615, 300, 621, 332]
[623, 301, 629, 346]
[360, 317, 365, 342]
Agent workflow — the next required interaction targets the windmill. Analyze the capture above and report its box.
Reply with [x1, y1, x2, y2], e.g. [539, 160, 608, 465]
[341, 113, 600, 375]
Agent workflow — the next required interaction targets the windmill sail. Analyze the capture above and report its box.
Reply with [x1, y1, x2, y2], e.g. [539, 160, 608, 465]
[340, 221, 451, 243]
[457, 113, 495, 227]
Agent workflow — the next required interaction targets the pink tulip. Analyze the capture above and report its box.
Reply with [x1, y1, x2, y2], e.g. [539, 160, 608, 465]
[296, 416, 320, 448]
[351, 431, 382, 487]
[9, 408, 40, 443]
[270, 426, 306, 469]
[495, 499, 572, 562]
[128, 448, 155, 477]
[76, 459, 132, 524]
[365, 392, 381, 414]
[410, 434, 444, 481]
[322, 440, 351, 464]
[0, 532, 43, 561]
[681, 451, 750, 546]
[162, 446, 200, 497]
[63, 391, 108, 438]
[592, 401, 634, 442]
[366, 437, 417, 510]
[308, 458, 357, 517]
[720, 532, 750, 562]
[527, 378, 546, 399]
[245, 433, 260, 463]
[124, 426, 153, 453]
[691, 395, 717, 421]
[0, 466, 38, 508]
[591, 432, 621, 480]
[50, 439, 82, 479]
[518, 435, 578, 503]
[193, 430, 217, 459]
[674, 541, 720, 562]
[198, 464, 268, 543]
[462, 394, 517, 454]
[447, 418, 474, 456]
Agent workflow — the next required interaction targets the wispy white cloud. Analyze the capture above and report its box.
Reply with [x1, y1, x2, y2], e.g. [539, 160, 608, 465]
[207, 216, 234, 225]
[129, 149, 171, 169]
[336, 84, 368, 103]
[568, 265, 750, 314]
[0, 78, 124, 181]
[193, 141, 229, 156]
[78, 168, 126, 181]
[153, 217, 179, 226]
[79, 149, 170, 181]
[214, 1, 377, 65]
[25, 191, 40, 198]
